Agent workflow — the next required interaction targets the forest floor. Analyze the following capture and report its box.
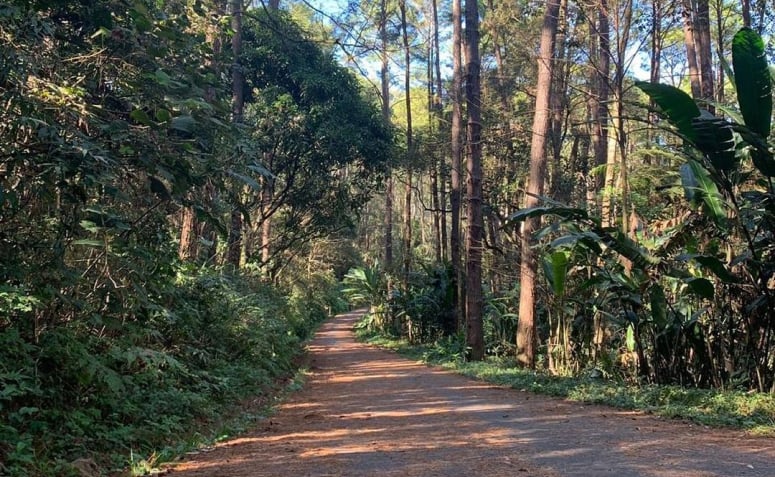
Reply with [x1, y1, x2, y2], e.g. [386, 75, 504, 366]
[169, 309, 774, 477]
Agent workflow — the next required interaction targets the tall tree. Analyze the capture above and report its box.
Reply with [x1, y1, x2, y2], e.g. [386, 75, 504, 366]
[589, 0, 610, 217]
[549, 0, 570, 199]
[450, 0, 464, 328]
[681, 0, 702, 99]
[464, 0, 484, 360]
[695, 0, 714, 106]
[399, 0, 413, 283]
[239, 9, 393, 276]
[612, 0, 634, 233]
[681, 0, 713, 107]
[179, 1, 226, 262]
[227, 0, 245, 267]
[431, 0, 445, 263]
[516, 0, 561, 368]
[381, 0, 394, 269]
[646, 0, 664, 164]
[259, 0, 283, 268]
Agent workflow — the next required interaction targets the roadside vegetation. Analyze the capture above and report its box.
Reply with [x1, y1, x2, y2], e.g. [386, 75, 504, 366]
[1, 2, 382, 475]
[5, 0, 775, 474]
[355, 323, 775, 436]
[343, 24, 775, 438]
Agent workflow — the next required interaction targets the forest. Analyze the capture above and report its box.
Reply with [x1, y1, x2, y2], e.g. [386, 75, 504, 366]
[1, 0, 774, 475]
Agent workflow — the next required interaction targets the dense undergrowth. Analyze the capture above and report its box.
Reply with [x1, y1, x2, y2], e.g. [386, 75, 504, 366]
[355, 322, 775, 436]
[0, 267, 345, 477]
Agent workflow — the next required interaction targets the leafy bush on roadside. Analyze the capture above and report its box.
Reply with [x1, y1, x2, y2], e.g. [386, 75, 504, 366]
[0, 267, 337, 476]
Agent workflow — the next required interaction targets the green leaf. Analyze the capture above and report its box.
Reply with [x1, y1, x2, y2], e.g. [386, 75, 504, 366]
[148, 176, 171, 201]
[247, 163, 275, 179]
[719, 55, 736, 94]
[732, 28, 772, 138]
[543, 251, 568, 297]
[170, 115, 196, 133]
[679, 163, 699, 203]
[730, 122, 775, 175]
[649, 284, 668, 328]
[155, 109, 171, 122]
[154, 69, 171, 86]
[71, 239, 104, 247]
[692, 113, 738, 172]
[130, 109, 153, 126]
[90, 26, 111, 39]
[80, 220, 101, 233]
[684, 277, 715, 299]
[506, 205, 590, 225]
[227, 170, 262, 191]
[635, 81, 700, 141]
[550, 231, 604, 255]
[751, 149, 775, 177]
[691, 255, 738, 283]
[680, 161, 727, 228]
[596, 228, 661, 269]
[625, 324, 636, 353]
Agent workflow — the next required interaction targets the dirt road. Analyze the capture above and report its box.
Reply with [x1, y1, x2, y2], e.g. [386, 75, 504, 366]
[171, 310, 774, 476]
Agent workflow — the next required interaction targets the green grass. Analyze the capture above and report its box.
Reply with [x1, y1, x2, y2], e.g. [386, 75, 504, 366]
[355, 327, 775, 436]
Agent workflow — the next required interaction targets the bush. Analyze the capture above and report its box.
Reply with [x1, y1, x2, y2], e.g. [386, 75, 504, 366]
[0, 266, 336, 476]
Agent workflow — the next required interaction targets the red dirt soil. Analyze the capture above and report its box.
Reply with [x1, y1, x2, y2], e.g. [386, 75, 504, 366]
[170, 310, 774, 476]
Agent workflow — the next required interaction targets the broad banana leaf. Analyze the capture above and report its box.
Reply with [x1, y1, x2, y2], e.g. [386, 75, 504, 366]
[506, 205, 591, 224]
[732, 28, 772, 138]
[649, 284, 668, 329]
[691, 255, 739, 283]
[542, 251, 569, 298]
[635, 81, 700, 141]
[691, 113, 737, 172]
[680, 161, 728, 228]
[685, 277, 715, 299]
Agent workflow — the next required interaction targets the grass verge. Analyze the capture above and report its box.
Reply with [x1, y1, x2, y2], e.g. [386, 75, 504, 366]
[355, 327, 775, 436]
[150, 362, 312, 475]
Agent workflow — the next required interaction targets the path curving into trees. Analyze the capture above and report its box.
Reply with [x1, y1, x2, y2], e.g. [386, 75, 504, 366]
[171, 310, 774, 477]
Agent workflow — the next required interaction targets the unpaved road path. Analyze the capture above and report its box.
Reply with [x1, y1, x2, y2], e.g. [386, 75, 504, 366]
[171, 310, 774, 476]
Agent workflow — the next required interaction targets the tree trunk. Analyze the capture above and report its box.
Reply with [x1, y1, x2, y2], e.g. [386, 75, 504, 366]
[180, 2, 224, 262]
[450, 0, 464, 330]
[682, 0, 702, 99]
[715, 0, 724, 103]
[261, 191, 272, 265]
[599, 0, 616, 228]
[380, 0, 393, 269]
[464, 0, 484, 361]
[178, 204, 197, 260]
[516, 0, 561, 368]
[226, 0, 244, 268]
[432, 0, 445, 263]
[399, 0, 413, 284]
[427, 48, 439, 262]
[258, 0, 282, 269]
[614, 0, 633, 234]
[695, 0, 714, 109]
[645, 0, 663, 165]
[550, 0, 569, 198]
[742, 0, 751, 27]
[590, 0, 610, 216]
[439, 170, 448, 261]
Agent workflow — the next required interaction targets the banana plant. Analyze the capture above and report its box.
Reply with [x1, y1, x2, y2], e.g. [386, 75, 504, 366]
[635, 28, 773, 296]
[636, 28, 775, 391]
[506, 29, 775, 386]
[342, 264, 391, 331]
